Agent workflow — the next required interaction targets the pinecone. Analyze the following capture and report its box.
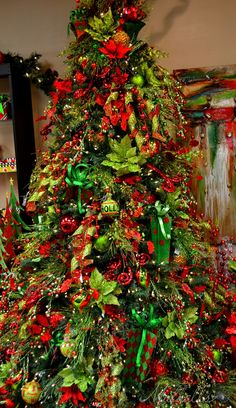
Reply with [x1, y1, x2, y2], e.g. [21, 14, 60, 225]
[112, 31, 130, 46]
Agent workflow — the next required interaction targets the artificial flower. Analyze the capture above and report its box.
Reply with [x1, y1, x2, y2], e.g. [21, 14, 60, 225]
[54, 79, 73, 93]
[99, 39, 131, 59]
[59, 385, 86, 406]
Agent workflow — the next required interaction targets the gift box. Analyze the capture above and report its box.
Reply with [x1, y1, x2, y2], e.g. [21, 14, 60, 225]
[123, 328, 158, 382]
[150, 201, 172, 265]
[0, 157, 16, 173]
[123, 306, 162, 383]
[0, 94, 11, 121]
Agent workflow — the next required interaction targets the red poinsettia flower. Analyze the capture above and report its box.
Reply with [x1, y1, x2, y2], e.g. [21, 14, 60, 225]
[99, 39, 131, 59]
[40, 332, 52, 343]
[214, 338, 229, 348]
[0, 386, 7, 395]
[75, 71, 87, 83]
[4, 400, 16, 408]
[59, 385, 86, 406]
[53, 79, 73, 93]
[111, 67, 129, 86]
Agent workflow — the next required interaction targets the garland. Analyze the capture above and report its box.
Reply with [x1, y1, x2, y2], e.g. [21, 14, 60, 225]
[0, 51, 58, 95]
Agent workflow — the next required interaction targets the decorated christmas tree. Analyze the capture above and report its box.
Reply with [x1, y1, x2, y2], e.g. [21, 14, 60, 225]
[0, 1, 236, 407]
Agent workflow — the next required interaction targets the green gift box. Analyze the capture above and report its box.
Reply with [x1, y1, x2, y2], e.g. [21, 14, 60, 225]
[150, 201, 172, 265]
[123, 328, 158, 382]
[123, 306, 162, 383]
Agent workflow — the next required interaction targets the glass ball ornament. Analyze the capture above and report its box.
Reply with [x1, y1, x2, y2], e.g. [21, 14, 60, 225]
[94, 235, 110, 252]
[21, 380, 42, 404]
[59, 214, 79, 234]
[101, 196, 119, 217]
[60, 337, 77, 358]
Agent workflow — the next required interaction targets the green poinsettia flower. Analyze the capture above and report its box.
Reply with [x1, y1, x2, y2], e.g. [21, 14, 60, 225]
[102, 135, 146, 176]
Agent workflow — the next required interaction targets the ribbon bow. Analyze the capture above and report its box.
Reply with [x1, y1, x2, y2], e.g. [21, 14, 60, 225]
[132, 305, 162, 367]
[65, 163, 93, 214]
[154, 201, 171, 240]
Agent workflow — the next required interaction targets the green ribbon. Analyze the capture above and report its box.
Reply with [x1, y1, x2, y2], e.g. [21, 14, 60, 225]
[131, 305, 162, 368]
[65, 163, 93, 214]
[154, 201, 171, 240]
[0, 101, 4, 115]
[41, 332, 63, 360]
[50, 332, 64, 348]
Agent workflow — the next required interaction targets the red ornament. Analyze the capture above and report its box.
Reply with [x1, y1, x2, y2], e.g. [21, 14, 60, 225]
[117, 271, 133, 286]
[60, 215, 79, 234]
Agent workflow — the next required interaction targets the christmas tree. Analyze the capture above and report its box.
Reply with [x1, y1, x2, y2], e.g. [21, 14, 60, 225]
[0, 1, 236, 407]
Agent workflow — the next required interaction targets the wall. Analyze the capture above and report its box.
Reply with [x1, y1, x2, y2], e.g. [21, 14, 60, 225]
[0, 0, 236, 147]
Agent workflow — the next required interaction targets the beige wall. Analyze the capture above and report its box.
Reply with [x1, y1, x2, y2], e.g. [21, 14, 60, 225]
[0, 0, 235, 147]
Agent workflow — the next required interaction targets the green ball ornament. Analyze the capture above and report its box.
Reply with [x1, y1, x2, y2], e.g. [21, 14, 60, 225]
[60, 337, 77, 358]
[131, 74, 145, 87]
[101, 196, 119, 217]
[212, 349, 222, 364]
[21, 380, 42, 404]
[94, 235, 110, 252]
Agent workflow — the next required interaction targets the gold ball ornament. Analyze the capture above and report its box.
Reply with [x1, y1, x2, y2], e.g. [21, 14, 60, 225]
[174, 255, 186, 266]
[112, 30, 130, 46]
[60, 337, 77, 358]
[101, 196, 119, 217]
[21, 380, 42, 404]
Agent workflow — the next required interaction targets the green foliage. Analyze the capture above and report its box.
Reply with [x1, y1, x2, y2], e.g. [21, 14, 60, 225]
[58, 358, 94, 391]
[85, 8, 118, 41]
[162, 307, 198, 339]
[89, 268, 122, 309]
[102, 135, 146, 176]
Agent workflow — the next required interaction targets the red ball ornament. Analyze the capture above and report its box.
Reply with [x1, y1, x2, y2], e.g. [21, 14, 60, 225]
[21, 380, 42, 404]
[60, 215, 79, 234]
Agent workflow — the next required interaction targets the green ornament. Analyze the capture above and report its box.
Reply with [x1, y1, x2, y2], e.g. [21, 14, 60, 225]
[212, 349, 222, 364]
[131, 74, 145, 87]
[101, 195, 119, 217]
[60, 337, 77, 358]
[94, 235, 110, 252]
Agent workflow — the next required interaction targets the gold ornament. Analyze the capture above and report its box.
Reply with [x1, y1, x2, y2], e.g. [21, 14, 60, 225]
[101, 195, 119, 217]
[175, 255, 186, 266]
[112, 31, 130, 46]
[21, 380, 42, 404]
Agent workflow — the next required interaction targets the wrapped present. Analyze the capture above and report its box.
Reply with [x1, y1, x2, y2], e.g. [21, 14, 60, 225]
[0, 95, 11, 120]
[0, 157, 16, 173]
[150, 201, 172, 265]
[123, 305, 162, 382]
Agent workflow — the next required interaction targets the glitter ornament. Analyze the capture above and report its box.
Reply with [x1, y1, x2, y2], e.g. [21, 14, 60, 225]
[131, 74, 145, 87]
[212, 349, 222, 364]
[60, 337, 77, 358]
[60, 215, 79, 234]
[101, 195, 119, 217]
[94, 235, 110, 252]
[112, 30, 130, 46]
[21, 380, 42, 404]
